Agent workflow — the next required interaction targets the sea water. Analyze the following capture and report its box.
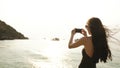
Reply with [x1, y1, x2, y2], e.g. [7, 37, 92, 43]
[0, 39, 120, 68]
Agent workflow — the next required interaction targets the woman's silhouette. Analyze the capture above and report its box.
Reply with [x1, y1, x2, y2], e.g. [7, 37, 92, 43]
[68, 17, 112, 68]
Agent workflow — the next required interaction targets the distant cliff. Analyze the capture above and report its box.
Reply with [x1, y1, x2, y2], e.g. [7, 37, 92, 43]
[0, 20, 28, 40]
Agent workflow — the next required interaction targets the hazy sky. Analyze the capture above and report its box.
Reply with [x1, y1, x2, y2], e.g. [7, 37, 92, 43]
[0, 0, 120, 39]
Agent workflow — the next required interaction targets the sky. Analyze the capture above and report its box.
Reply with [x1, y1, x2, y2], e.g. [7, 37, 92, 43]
[0, 0, 120, 39]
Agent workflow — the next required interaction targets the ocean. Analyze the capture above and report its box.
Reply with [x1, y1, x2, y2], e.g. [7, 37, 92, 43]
[0, 39, 120, 68]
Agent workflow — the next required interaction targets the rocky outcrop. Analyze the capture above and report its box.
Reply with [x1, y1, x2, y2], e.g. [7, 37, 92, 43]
[0, 20, 28, 40]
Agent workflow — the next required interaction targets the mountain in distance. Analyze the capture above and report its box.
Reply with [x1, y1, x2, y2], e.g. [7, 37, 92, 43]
[0, 20, 28, 40]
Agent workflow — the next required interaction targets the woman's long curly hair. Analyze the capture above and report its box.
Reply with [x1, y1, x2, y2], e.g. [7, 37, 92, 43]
[87, 17, 112, 63]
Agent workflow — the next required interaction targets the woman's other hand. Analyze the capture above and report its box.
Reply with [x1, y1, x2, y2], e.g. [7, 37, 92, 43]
[81, 29, 87, 37]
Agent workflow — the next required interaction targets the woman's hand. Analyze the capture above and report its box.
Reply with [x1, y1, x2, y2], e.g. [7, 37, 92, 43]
[71, 28, 76, 35]
[81, 29, 87, 37]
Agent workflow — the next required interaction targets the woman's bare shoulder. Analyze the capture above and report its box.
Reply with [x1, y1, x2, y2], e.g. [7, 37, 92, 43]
[80, 36, 91, 40]
[81, 36, 92, 45]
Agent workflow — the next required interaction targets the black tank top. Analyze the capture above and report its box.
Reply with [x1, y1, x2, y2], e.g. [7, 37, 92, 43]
[78, 49, 96, 68]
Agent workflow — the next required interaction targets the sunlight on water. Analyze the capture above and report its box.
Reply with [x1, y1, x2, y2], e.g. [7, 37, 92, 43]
[0, 40, 120, 68]
[26, 40, 70, 68]
[41, 45, 65, 58]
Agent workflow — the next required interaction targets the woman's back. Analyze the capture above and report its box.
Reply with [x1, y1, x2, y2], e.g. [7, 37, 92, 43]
[78, 37, 96, 68]
[83, 37, 94, 58]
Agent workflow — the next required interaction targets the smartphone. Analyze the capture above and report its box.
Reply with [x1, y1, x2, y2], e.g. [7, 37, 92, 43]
[75, 29, 82, 33]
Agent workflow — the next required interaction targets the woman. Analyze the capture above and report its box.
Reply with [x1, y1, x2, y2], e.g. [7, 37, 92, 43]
[68, 17, 112, 68]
